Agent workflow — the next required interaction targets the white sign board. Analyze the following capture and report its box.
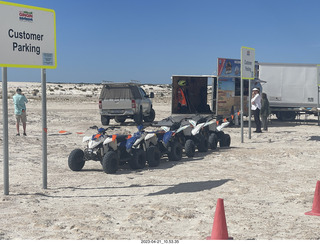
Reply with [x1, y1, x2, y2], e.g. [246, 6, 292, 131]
[0, 1, 56, 69]
[317, 64, 320, 86]
[241, 46, 255, 79]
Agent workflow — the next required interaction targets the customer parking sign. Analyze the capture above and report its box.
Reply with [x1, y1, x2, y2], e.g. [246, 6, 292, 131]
[0, 1, 57, 69]
[241, 47, 255, 80]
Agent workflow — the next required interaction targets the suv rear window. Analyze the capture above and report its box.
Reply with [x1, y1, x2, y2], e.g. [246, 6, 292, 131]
[99, 85, 142, 99]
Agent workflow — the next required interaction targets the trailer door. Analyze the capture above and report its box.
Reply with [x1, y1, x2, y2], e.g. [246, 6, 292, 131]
[172, 76, 212, 114]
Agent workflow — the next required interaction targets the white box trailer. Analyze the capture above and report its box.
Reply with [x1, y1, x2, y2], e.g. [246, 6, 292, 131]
[259, 62, 319, 120]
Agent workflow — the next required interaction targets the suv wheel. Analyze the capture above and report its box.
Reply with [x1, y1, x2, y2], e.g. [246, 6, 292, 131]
[115, 116, 126, 123]
[144, 108, 156, 123]
[133, 108, 143, 125]
[101, 115, 110, 126]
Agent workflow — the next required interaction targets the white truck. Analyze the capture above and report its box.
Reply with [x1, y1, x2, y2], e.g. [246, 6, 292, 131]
[259, 63, 319, 120]
[99, 83, 155, 125]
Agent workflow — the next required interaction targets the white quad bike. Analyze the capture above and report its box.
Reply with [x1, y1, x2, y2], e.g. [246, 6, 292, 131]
[144, 121, 191, 163]
[68, 125, 150, 174]
[208, 120, 231, 149]
[183, 117, 210, 158]
[184, 117, 231, 157]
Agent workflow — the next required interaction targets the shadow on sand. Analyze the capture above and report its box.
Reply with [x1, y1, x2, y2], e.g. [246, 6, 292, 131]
[147, 179, 232, 196]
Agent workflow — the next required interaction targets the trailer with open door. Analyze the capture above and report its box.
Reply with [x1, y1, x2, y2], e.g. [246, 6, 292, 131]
[171, 75, 217, 115]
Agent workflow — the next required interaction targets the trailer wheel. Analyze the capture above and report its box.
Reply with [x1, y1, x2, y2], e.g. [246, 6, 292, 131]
[68, 149, 85, 171]
[208, 133, 218, 150]
[102, 151, 119, 174]
[168, 141, 183, 161]
[220, 134, 231, 147]
[185, 139, 195, 158]
[147, 145, 161, 167]
[129, 148, 146, 169]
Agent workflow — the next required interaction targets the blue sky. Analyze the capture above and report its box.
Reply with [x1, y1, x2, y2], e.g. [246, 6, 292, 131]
[1, 0, 319, 84]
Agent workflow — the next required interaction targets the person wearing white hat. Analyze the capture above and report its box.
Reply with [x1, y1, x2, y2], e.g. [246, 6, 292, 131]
[251, 88, 262, 133]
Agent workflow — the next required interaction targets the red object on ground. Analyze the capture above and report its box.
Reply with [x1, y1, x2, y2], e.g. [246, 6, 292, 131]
[206, 198, 232, 240]
[305, 181, 320, 216]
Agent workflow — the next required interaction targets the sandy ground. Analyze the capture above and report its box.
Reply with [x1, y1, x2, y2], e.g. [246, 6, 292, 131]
[0, 82, 320, 240]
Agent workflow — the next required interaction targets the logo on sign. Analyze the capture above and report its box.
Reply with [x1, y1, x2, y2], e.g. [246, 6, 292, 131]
[247, 50, 250, 56]
[19, 11, 33, 22]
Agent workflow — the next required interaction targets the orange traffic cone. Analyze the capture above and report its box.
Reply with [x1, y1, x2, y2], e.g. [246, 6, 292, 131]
[206, 198, 232, 240]
[305, 181, 320, 216]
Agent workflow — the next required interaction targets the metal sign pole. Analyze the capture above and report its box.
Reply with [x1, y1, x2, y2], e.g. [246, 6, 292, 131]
[317, 65, 320, 126]
[241, 47, 255, 142]
[41, 69, 47, 189]
[2, 67, 9, 195]
[318, 86, 320, 126]
[248, 80, 252, 139]
[216, 76, 219, 117]
[240, 78, 244, 143]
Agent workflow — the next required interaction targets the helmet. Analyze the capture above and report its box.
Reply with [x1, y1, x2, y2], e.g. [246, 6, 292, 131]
[178, 80, 186, 86]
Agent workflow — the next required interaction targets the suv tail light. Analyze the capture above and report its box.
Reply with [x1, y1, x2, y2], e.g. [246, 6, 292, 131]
[99, 100, 102, 109]
[131, 99, 136, 109]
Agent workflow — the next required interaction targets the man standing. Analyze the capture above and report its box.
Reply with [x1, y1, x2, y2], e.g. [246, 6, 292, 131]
[251, 88, 262, 133]
[260, 92, 270, 131]
[13, 88, 28, 136]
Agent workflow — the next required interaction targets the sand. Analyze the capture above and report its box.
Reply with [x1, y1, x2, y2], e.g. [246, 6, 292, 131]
[0, 82, 320, 240]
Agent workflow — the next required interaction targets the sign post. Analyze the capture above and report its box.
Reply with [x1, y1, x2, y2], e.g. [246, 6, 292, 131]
[41, 69, 47, 189]
[240, 47, 255, 143]
[317, 65, 320, 126]
[2, 67, 9, 195]
[0, 1, 56, 194]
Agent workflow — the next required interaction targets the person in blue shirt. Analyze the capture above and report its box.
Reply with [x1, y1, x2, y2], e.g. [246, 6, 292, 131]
[13, 88, 28, 136]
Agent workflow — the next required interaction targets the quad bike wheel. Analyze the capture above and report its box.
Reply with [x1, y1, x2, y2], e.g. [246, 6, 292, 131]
[102, 151, 119, 174]
[208, 133, 218, 150]
[68, 149, 85, 171]
[129, 148, 146, 169]
[185, 139, 195, 158]
[168, 141, 183, 161]
[197, 134, 209, 152]
[220, 133, 231, 147]
[147, 145, 161, 167]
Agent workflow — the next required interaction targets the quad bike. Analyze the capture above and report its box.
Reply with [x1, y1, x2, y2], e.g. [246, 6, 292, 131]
[145, 117, 191, 162]
[183, 117, 210, 158]
[186, 117, 231, 153]
[208, 121, 231, 148]
[161, 117, 194, 161]
[68, 125, 148, 174]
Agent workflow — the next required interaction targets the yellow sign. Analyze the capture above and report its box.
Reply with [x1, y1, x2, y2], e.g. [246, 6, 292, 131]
[241, 46, 255, 80]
